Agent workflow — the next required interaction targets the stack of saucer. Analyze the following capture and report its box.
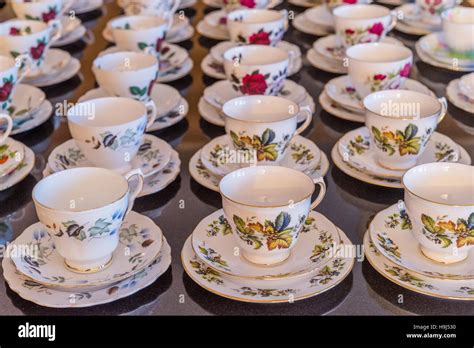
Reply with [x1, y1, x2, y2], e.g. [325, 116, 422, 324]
[447, 73, 474, 113]
[69, 0, 104, 14]
[289, 0, 325, 8]
[52, 15, 94, 47]
[293, 5, 334, 36]
[394, 3, 441, 36]
[0, 136, 35, 192]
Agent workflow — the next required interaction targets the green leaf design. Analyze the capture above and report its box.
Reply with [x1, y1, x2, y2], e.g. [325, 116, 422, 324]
[261, 128, 275, 145]
[137, 42, 148, 50]
[88, 218, 112, 237]
[233, 215, 247, 234]
[129, 86, 147, 97]
[371, 126, 383, 142]
[274, 212, 291, 232]
[421, 214, 436, 233]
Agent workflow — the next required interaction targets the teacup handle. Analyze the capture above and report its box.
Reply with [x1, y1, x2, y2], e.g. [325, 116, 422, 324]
[123, 168, 145, 216]
[280, 9, 289, 31]
[15, 54, 32, 84]
[388, 10, 398, 31]
[0, 114, 13, 144]
[295, 105, 313, 136]
[287, 50, 296, 74]
[437, 97, 447, 124]
[166, 0, 181, 29]
[144, 99, 157, 130]
[310, 176, 326, 210]
[47, 19, 63, 47]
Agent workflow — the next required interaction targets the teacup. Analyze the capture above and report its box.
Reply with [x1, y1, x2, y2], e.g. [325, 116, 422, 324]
[223, 45, 289, 96]
[442, 6, 474, 54]
[67, 97, 156, 174]
[0, 114, 13, 144]
[92, 51, 159, 103]
[227, 9, 287, 46]
[32, 167, 144, 273]
[346, 42, 413, 99]
[222, 95, 312, 165]
[333, 4, 396, 48]
[364, 90, 447, 170]
[416, 0, 458, 25]
[220, 166, 326, 265]
[119, 0, 180, 21]
[403, 162, 474, 264]
[11, 0, 73, 23]
[0, 19, 62, 77]
[325, 0, 372, 11]
[0, 54, 32, 112]
[109, 15, 169, 56]
[223, 0, 270, 13]
[459, 73, 474, 99]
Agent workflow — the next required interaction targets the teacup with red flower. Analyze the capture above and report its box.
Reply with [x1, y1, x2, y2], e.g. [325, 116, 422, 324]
[334, 4, 396, 49]
[223, 45, 290, 97]
[109, 15, 169, 59]
[223, 0, 269, 13]
[92, 51, 159, 125]
[11, 0, 73, 23]
[346, 42, 413, 99]
[0, 19, 62, 77]
[416, 0, 458, 25]
[325, 0, 373, 11]
[442, 6, 474, 54]
[119, 0, 180, 22]
[227, 9, 287, 46]
[0, 54, 32, 113]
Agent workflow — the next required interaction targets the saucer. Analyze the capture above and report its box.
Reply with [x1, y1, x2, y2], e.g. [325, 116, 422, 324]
[325, 76, 435, 114]
[446, 79, 474, 114]
[338, 127, 461, 179]
[289, 0, 324, 6]
[71, 0, 103, 14]
[11, 100, 53, 135]
[25, 55, 81, 87]
[192, 209, 340, 280]
[167, 24, 194, 43]
[418, 33, 474, 68]
[364, 231, 474, 300]
[190, 148, 330, 192]
[370, 203, 474, 280]
[293, 13, 332, 37]
[0, 145, 34, 191]
[306, 48, 346, 74]
[331, 143, 471, 188]
[200, 134, 322, 177]
[201, 54, 226, 79]
[10, 211, 164, 289]
[203, 0, 283, 7]
[3, 239, 171, 308]
[0, 138, 24, 178]
[204, 10, 227, 28]
[54, 25, 92, 47]
[319, 91, 363, 123]
[197, 20, 229, 41]
[182, 228, 354, 303]
[415, 41, 474, 72]
[394, 4, 441, 35]
[48, 134, 173, 178]
[24, 49, 70, 79]
[304, 5, 334, 31]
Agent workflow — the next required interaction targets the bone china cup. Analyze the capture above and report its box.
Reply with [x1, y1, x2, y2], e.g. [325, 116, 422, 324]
[417, 0, 458, 25]
[92, 51, 159, 103]
[227, 9, 287, 46]
[223, 45, 289, 96]
[11, 0, 72, 23]
[0, 19, 61, 76]
[325, 0, 372, 11]
[67, 97, 156, 174]
[333, 4, 396, 49]
[364, 90, 447, 170]
[0, 55, 31, 112]
[442, 6, 474, 54]
[346, 42, 413, 99]
[220, 166, 326, 265]
[120, 0, 180, 20]
[403, 163, 474, 264]
[109, 15, 168, 55]
[223, 0, 269, 13]
[32, 167, 144, 273]
[223, 95, 312, 165]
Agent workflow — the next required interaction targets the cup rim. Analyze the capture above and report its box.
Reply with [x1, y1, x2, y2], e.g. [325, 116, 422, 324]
[222, 44, 289, 65]
[442, 6, 474, 25]
[32, 167, 129, 212]
[402, 162, 474, 207]
[333, 4, 390, 20]
[110, 15, 168, 30]
[227, 8, 285, 25]
[219, 166, 315, 208]
[346, 42, 412, 63]
[92, 51, 158, 72]
[0, 18, 49, 36]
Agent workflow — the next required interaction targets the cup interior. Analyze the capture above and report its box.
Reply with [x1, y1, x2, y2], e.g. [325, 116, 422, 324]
[93, 51, 158, 71]
[0, 19, 48, 36]
[363, 90, 441, 119]
[68, 97, 146, 127]
[223, 95, 298, 122]
[110, 15, 167, 30]
[346, 43, 412, 62]
[220, 166, 314, 207]
[0, 56, 16, 71]
[442, 7, 474, 24]
[403, 163, 474, 205]
[333, 4, 390, 19]
[33, 167, 128, 211]
[223, 45, 288, 65]
[228, 9, 283, 23]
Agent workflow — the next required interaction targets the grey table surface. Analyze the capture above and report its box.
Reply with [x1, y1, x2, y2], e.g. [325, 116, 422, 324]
[0, 0, 472, 315]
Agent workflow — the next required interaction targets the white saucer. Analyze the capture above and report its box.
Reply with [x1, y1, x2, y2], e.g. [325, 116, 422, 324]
[54, 25, 92, 47]
[0, 138, 24, 178]
[167, 24, 194, 43]
[6, 83, 45, 125]
[319, 90, 363, 123]
[25, 55, 81, 87]
[418, 33, 474, 68]
[24, 49, 70, 79]
[204, 9, 227, 28]
[197, 20, 229, 40]
[10, 211, 163, 289]
[192, 209, 340, 280]
[71, 0, 103, 14]
[293, 13, 332, 37]
[394, 4, 440, 35]
[306, 48, 346, 74]
[289, 0, 324, 6]
[0, 145, 34, 191]
[446, 79, 474, 114]
[415, 41, 474, 72]
[11, 100, 53, 135]
[304, 5, 334, 31]
[3, 239, 171, 308]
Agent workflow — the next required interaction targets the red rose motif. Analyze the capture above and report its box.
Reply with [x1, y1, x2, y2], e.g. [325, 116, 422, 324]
[346, 86, 356, 93]
[240, 73, 268, 95]
[147, 79, 155, 97]
[9, 27, 21, 36]
[240, 0, 256, 7]
[219, 17, 227, 25]
[248, 31, 271, 45]
[41, 8, 57, 22]
[0, 81, 13, 102]
[30, 42, 46, 60]
[345, 28, 355, 35]
[343, 0, 357, 3]
[399, 63, 411, 77]
[368, 22, 384, 37]
[374, 74, 386, 81]
[155, 37, 164, 52]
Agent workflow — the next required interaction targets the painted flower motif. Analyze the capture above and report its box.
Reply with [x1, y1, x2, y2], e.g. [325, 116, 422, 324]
[230, 128, 281, 162]
[240, 72, 268, 95]
[371, 124, 427, 156]
[368, 22, 384, 37]
[9, 27, 21, 36]
[155, 37, 164, 52]
[0, 75, 14, 102]
[399, 63, 411, 78]
[373, 74, 386, 81]
[41, 7, 58, 22]
[248, 31, 271, 45]
[240, 0, 257, 7]
[345, 28, 355, 35]
[365, 64, 411, 93]
[343, 0, 357, 3]
[30, 41, 46, 60]
[421, 213, 474, 249]
[218, 17, 227, 25]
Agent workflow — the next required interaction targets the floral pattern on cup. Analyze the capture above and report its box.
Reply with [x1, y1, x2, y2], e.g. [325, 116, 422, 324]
[366, 63, 412, 93]
[229, 68, 287, 96]
[341, 22, 385, 46]
[83, 122, 146, 151]
[224, 0, 257, 8]
[112, 22, 165, 53]
[421, 213, 474, 249]
[11, 36, 48, 66]
[24, 5, 59, 23]
[9, 26, 32, 36]
[0, 75, 15, 110]
[230, 129, 290, 162]
[371, 124, 432, 157]
[232, 212, 305, 251]
[235, 28, 284, 46]
[0, 142, 19, 166]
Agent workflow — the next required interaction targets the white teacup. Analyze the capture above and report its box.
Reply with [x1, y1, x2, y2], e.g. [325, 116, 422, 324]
[333, 4, 396, 48]
[11, 0, 73, 23]
[223, 45, 289, 96]
[364, 90, 447, 170]
[220, 166, 326, 265]
[403, 162, 474, 264]
[32, 167, 144, 273]
[442, 6, 474, 54]
[0, 19, 62, 77]
[109, 15, 169, 56]
[416, 0, 458, 25]
[92, 51, 159, 103]
[0, 114, 13, 144]
[227, 9, 287, 46]
[120, 0, 180, 21]
[223, 0, 270, 13]
[0, 54, 31, 112]
[325, 0, 373, 11]
[346, 42, 413, 99]
[67, 97, 156, 174]
[223, 95, 312, 165]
